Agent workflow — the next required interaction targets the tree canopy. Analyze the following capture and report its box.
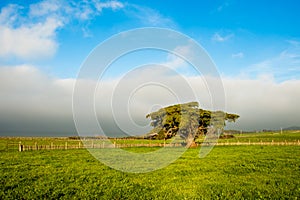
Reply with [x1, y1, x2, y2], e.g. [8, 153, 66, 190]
[146, 102, 239, 142]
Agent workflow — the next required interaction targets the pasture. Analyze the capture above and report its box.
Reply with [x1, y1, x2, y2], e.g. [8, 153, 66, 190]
[0, 131, 300, 199]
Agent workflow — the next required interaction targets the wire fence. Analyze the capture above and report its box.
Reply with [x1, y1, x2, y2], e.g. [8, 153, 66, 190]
[1, 138, 300, 152]
[12, 139, 300, 152]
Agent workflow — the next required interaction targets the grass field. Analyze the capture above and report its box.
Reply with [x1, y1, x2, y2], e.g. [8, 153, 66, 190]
[219, 130, 300, 143]
[0, 131, 300, 199]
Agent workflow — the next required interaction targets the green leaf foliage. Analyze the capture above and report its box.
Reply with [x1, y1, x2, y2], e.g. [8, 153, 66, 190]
[146, 102, 239, 141]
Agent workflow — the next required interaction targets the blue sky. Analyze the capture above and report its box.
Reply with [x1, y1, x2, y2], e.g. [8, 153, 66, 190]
[0, 0, 300, 135]
[1, 0, 299, 80]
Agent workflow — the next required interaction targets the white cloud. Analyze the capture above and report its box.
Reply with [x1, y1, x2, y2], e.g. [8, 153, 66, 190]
[29, 0, 61, 17]
[0, 0, 125, 60]
[162, 43, 194, 69]
[232, 52, 244, 58]
[0, 4, 21, 26]
[243, 42, 300, 81]
[0, 65, 75, 135]
[212, 33, 234, 42]
[222, 76, 300, 130]
[124, 4, 175, 27]
[95, 0, 124, 11]
[0, 2, 62, 59]
[70, 0, 124, 21]
[0, 1, 175, 59]
[0, 65, 299, 136]
[29, 0, 124, 21]
[0, 17, 63, 59]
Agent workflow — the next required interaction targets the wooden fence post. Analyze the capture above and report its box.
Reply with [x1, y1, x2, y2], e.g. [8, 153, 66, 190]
[65, 142, 68, 150]
[18, 142, 23, 152]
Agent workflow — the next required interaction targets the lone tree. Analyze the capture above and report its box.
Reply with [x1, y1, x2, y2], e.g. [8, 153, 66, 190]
[146, 102, 239, 143]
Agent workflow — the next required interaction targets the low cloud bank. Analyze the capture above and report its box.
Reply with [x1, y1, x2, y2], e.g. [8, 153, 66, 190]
[0, 66, 299, 136]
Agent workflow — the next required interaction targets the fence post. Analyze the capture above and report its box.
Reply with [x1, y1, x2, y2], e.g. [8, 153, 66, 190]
[18, 142, 23, 152]
[65, 142, 68, 150]
[78, 142, 81, 149]
[164, 138, 166, 147]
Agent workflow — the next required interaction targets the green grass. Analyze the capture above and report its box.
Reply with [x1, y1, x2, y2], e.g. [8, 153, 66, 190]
[204, 130, 300, 143]
[1, 145, 299, 199]
[237, 131, 300, 141]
